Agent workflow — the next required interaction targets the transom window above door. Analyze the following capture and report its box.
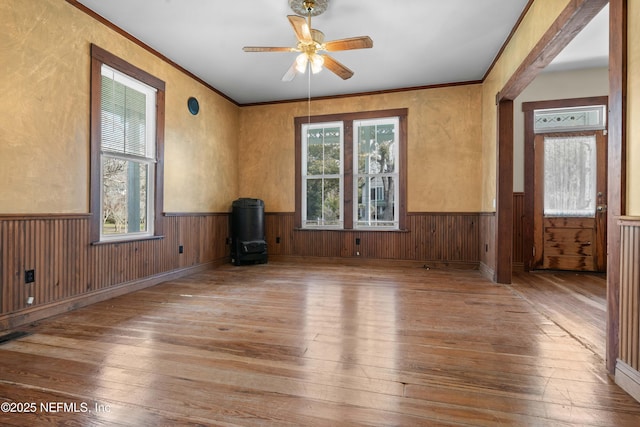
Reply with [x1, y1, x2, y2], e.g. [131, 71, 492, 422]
[533, 105, 606, 133]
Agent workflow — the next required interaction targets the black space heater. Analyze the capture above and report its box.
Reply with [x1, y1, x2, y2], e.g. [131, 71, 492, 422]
[230, 198, 268, 265]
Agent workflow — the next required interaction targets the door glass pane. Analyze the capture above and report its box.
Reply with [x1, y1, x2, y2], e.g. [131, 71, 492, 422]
[544, 135, 596, 217]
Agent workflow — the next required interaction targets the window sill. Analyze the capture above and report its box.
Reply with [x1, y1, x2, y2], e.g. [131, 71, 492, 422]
[91, 235, 165, 246]
[295, 228, 409, 233]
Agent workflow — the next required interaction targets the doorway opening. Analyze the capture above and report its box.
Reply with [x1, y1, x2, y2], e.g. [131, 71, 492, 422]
[522, 99, 609, 273]
[494, 0, 622, 374]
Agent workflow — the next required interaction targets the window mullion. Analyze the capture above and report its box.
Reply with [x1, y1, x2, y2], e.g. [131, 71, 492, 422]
[344, 120, 353, 230]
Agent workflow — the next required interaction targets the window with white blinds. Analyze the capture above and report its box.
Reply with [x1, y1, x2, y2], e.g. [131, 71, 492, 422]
[100, 65, 156, 159]
[99, 64, 157, 240]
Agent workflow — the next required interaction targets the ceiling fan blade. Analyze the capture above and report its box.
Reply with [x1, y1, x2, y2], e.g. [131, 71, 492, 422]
[288, 15, 312, 43]
[282, 61, 297, 82]
[243, 46, 295, 52]
[321, 54, 354, 80]
[324, 36, 373, 51]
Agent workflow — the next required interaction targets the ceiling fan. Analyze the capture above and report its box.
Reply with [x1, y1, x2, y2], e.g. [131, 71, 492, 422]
[242, 0, 373, 81]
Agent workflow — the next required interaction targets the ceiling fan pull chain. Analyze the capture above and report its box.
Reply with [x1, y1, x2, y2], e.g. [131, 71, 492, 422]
[307, 60, 312, 125]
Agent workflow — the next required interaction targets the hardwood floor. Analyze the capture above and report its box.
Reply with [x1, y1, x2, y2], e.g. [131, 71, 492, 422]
[510, 270, 608, 361]
[1, 261, 639, 426]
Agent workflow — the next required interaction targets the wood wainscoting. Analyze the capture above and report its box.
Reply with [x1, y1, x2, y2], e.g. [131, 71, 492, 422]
[616, 217, 640, 402]
[0, 213, 230, 331]
[1, 211, 501, 331]
[265, 212, 482, 268]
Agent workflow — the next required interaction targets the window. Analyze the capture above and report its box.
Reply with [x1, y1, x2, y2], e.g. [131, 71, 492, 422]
[533, 105, 606, 133]
[100, 65, 156, 238]
[354, 118, 399, 228]
[296, 109, 407, 231]
[301, 122, 344, 228]
[90, 45, 165, 242]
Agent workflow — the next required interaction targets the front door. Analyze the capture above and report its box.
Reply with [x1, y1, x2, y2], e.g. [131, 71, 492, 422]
[533, 130, 607, 272]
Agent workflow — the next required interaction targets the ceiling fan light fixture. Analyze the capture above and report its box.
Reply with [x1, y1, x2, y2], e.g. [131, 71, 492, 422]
[243, 1, 371, 81]
[295, 53, 309, 73]
[310, 54, 324, 74]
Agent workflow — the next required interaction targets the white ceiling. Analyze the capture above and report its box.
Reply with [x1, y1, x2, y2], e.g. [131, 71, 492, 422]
[544, 4, 609, 73]
[75, 0, 609, 105]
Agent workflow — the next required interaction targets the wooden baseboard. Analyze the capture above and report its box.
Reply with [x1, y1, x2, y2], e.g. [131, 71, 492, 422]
[270, 255, 479, 270]
[615, 359, 640, 403]
[512, 262, 525, 272]
[0, 259, 226, 332]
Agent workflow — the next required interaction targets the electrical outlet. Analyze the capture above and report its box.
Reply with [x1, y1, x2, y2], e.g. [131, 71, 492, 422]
[27, 296, 34, 305]
[179, 245, 184, 254]
[25, 269, 35, 284]
[276, 237, 281, 244]
[355, 238, 361, 245]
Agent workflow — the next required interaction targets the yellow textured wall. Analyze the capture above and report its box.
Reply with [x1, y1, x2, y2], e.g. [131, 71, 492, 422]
[480, 0, 571, 211]
[238, 85, 483, 213]
[628, 1, 640, 215]
[163, 77, 239, 213]
[0, 0, 239, 214]
[2, 0, 607, 217]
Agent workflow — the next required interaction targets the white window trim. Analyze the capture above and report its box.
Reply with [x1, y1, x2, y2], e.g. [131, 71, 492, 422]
[301, 121, 344, 229]
[353, 117, 400, 230]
